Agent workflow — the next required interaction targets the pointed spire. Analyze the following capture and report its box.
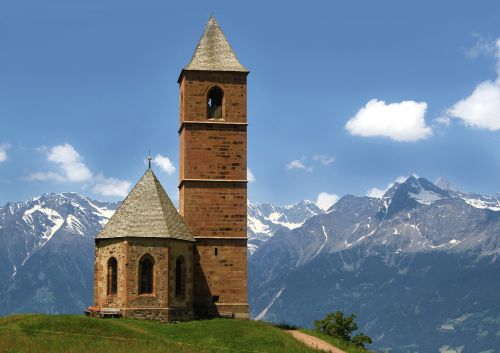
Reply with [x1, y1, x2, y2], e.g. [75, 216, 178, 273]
[97, 169, 194, 241]
[183, 16, 248, 73]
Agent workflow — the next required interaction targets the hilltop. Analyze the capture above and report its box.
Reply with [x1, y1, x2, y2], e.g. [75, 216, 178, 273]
[0, 314, 332, 353]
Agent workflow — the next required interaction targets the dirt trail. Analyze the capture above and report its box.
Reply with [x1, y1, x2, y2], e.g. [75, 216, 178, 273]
[286, 330, 348, 353]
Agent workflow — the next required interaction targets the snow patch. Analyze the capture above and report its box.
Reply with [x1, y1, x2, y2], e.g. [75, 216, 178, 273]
[23, 205, 64, 241]
[255, 287, 285, 321]
[313, 226, 329, 257]
[87, 200, 116, 225]
[461, 196, 500, 211]
[409, 190, 443, 205]
[66, 215, 84, 235]
[248, 216, 271, 236]
[247, 243, 259, 254]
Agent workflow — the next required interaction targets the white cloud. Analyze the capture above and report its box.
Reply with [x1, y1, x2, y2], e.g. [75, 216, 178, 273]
[286, 159, 312, 172]
[435, 116, 451, 126]
[92, 176, 131, 197]
[444, 38, 500, 131]
[466, 34, 498, 59]
[313, 154, 335, 166]
[27, 143, 93, 183]
[247, 167, 255, 182]
[26, 143, 131, 199]
[366, 188, 385, 198]
[23, 171, 66, 182]
[446, 79, 500, 130]
[366, 175, 410, 198]
[345, 99, 432, 142]
[395, 175, 410, 183]
[0, 143, 10, 162]
[153, 154, 176, 175]
[316, 192, 340, 211]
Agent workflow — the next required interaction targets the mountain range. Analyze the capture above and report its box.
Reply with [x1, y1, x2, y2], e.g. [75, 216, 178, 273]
[0, 176, 499, 352]
[249, 175, 500, 353]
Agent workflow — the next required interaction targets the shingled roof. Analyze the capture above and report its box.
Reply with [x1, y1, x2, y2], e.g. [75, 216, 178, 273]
[97, 168, 194, 241]
[182, 16, 248, 73]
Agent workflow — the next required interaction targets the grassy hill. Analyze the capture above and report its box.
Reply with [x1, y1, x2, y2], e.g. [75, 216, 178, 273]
[0, 314, 327, 353]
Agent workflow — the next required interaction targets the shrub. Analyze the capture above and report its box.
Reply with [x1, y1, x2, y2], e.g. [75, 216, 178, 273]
[314, 310, 372, 350]
[352, 333, 373, 349]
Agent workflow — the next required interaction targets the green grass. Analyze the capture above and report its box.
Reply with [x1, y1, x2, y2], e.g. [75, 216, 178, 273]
[0, 314, 326, 353]
[299, 329, 375, 353]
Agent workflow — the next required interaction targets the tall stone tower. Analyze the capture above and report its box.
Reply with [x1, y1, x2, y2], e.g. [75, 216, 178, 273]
[178, 16, 249, 319]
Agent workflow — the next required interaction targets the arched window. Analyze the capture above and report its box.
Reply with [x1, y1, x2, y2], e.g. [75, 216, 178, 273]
[107, 257, 118, 295]
[139, 254, 154, 294]
[207, 87, 223, 119]
[175, 256, 186, 297]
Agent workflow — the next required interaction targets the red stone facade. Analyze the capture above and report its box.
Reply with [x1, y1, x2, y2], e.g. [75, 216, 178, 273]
[94, 238, 194, 321]
[178, 70, 249, 318]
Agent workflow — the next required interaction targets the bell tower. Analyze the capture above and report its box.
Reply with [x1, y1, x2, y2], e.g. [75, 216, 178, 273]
[178, 16, 249, 318]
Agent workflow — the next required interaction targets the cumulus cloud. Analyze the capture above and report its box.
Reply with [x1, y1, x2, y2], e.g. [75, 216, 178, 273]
[435, 116, 451, 126]
[316, 192, 340, 211]
[25, 143, 93, 182]
[446, 79, 500, 130]
[92, 176, 131, 197]
[366, 175, 410, 198]
[25, 143, 131, 198]
[313, 154, 335, 166]
[24, 171, 66, 182]
[286, 159, 312, 172]
[366, 188, 385, 198]
[247, 167, 255, 182]
[0, 143, 11, 162]
[345, 99, 432, 142]
[444, 38, 500, 131]
[466, 34, 498, 59]
[153, 154, 176, 175]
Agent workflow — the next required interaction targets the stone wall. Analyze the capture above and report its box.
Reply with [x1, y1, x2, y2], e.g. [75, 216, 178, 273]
[179, 71, 247, 123]
[168, 239, 194, 321]
[179, 181, 246, 238]
[94, 237, 194, 321]
[179, 124, 246, 181]
[192, 238, 248, 318]
[178, 69, 249, 319]
[94, 239, 127, 308]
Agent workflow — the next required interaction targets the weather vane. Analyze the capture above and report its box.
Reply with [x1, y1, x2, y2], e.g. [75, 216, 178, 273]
[147, 150, 152, 169]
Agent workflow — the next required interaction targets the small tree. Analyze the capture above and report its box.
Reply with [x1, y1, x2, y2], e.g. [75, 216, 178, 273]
[352, 333, 373, 349]
[314, 311, 372, 350]
[314, 311, 358, 341]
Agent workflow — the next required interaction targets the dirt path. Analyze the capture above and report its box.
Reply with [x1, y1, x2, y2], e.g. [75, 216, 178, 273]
[286, 330, 348, 353]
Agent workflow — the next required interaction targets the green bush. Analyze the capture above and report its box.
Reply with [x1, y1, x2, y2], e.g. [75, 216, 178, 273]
[352, 333, 373, 349]
[314, 311, 372, 350]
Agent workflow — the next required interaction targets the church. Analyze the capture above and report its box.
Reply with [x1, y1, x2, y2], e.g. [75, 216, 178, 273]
[91, 16, 249, 321]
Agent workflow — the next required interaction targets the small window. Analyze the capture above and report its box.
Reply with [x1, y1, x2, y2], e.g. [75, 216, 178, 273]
[107, 257, 118, 295]
[212, 295, 220, 303]
[214, 247, 218, 256]
[175, 257, 186, 297]
[207, 87, 223, 119]
[139, 254, 154, 294]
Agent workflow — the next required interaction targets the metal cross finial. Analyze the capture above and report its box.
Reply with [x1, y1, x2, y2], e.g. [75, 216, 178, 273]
[147, 150, 152, 169]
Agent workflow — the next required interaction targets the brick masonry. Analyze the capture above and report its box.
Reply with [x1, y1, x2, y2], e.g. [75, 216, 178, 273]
[178, 70, 249, 319]
[94, 237, 194, 321]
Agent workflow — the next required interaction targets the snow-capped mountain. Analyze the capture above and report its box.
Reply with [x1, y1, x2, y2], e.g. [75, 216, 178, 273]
[2, 177, 500, 352]
[249, 175, 500, 353]
[0, 192, 319, 314]
[0, 193, 118, 314]
[247, 200, 324, 254]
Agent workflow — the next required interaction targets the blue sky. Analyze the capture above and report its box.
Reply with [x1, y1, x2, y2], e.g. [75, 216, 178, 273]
[1, 0, 500, 208]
